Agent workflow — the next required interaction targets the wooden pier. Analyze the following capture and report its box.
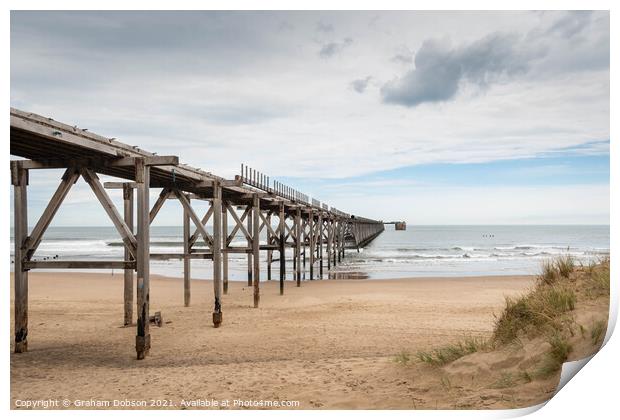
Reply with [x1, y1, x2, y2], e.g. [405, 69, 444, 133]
[10, 108, 386, 359]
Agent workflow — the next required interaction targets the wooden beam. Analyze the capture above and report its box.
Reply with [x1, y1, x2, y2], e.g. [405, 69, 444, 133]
[188, 205, 214, 248]
[80, 168, 137, 258]
[174, 189, 213, 247]
[123, 184, 134, 326]
[196, 178, 243, 188]
[295, 208, 301, 287]
[11, 155, 178, 170]
[104, 181, 138, 189]
[318, 212, 323, 278]
[247, 206, 253, 287]
[183, 194, 191, 307]
[24, 260, 136, 270]
[253, 194, 260, 308]
[222, 202, 229, 295]
[23, 168, 80, 260]
[151, 253, 212, 260]
[212, 182, 223, 327]
[279, 203, 285, 295]
[135, 159, 150, 360]
[225, 203, 251, 244]
[149, 188, 171, 224]
[12, 164, 28, 353]
[309, 209, 314, 280]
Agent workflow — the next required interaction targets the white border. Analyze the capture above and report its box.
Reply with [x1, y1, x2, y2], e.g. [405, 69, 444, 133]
[3, 1, 615, 420]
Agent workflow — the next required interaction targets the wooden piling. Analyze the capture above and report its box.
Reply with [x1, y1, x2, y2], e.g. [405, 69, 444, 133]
[12, 163, 28, 353]
[267, 212, 272, 281]
[309, 209, 314, 280]
[247, 207, 253, 287]
[222, 202, 229, 295]
[295, 208, 301, 286]
[252, 194, 260, 307]
[183, 194, 191, 307]
[212, 182, 223, 327]
[318, 212, 323, 278]
[135, 159, 151, 360]
[279, 203, 285, 295]
[123, 184, 134, 324]
[327, 217, 332, 271]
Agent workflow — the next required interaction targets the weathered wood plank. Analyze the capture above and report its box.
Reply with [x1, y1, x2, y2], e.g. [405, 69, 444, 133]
[135, 159, 151, 360]
[253, 194, 260, 308]
[212, 182, 223, 327]
[183, 194, 191, 307]
[12, 164, 28, 353]
[23, 168, 80, 259]
[123, 184, 134, 326]
[222, 202, 229, 294]
[279, 203, 285, 295]
[24, 260, 136, 269]
[80, 168, 137, 258]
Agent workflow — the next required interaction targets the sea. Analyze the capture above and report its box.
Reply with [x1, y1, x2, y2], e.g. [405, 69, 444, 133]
[9, 225, 610, 280]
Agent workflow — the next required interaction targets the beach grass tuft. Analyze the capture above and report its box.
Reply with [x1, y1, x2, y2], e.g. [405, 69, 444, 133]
[492, 283, 575, 345]
[555, 254, 575, 279]
[535, 333, 572, 378]
[417, 337, 489, 366]
[393, 350, 412, 365]
[590, 320, 606, 346]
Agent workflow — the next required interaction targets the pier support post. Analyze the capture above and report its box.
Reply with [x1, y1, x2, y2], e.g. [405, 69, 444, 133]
[319, 213, 323, 278]
[302, 218, 306, 271]
[247, 207, 253, 287]
[327, 217, 332, 271]
[123, 184, 134, 324]
[267, 212, 272, 281]
[279, 203, 285, 295]
[309, 209, 314, 280]
[12, 163, 28, 353]
[338, 220, 344, 262]
[295, 208, 301, 286]
[135, 159, 151, 360]
[212, 182, 223, 327]
[333, 220, 338, 266]
[252, 194, 260, 307]
[183, 194, 191, 307]
[222, 202, 229, 295]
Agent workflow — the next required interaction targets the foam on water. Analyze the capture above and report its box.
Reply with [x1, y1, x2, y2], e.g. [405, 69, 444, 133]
[10, 225, 610, 280]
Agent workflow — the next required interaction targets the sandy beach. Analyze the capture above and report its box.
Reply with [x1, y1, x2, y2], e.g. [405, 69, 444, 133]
[10, 272, 550, 409]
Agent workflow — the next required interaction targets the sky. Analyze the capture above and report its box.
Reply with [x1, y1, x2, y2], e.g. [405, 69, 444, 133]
[10, 10, 609, 226]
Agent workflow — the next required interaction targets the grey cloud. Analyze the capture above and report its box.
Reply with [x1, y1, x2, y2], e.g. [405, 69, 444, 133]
[350, 76, 372, 93]
[546, 11, 593, 39]
[319, 37, 353, 58]
[316, 21, 334, 33]
[391, 53, 413, 64]
[381, 33, 541, 107]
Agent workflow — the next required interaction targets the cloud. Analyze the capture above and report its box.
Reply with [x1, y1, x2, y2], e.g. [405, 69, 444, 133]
[546, 10, 593, 39]
[391, 53, 412, 64]
[316, 21, 334, 33]
[350, 76, 372, 93]
[319, 37, 353, 58]
[381, 33, 540, 107]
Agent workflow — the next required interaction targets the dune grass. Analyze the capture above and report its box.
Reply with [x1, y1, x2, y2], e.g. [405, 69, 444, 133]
[410, 255, 608, 375]
[416, 337, 489, 366]
[590, 320, 606, 346]
[535, 333, 572, 378]
[492, 283, 575, 345]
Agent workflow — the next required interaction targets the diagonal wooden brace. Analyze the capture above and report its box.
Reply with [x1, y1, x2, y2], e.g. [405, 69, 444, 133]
[80, 168, 137, 258]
